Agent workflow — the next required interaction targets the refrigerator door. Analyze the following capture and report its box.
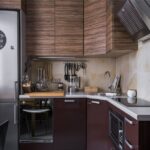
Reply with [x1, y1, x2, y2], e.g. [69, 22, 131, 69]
[0, 102, 18, 150]
[0, 10, 19, 100]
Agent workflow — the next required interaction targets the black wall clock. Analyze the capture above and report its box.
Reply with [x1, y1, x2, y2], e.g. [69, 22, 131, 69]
[0, 30, 6, 50]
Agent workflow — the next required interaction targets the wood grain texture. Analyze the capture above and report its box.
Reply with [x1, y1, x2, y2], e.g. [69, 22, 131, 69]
[25, 91, 65, 97]
[106, 0, 138, 52]
[55, 0, 84, 56]
[0, 0, 22, 9]
[84, 0, 107, 56]
[26, 0, 55, 56]
[84, 0, 137, 57]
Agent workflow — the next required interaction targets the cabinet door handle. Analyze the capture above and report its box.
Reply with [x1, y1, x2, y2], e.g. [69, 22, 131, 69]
[14, 81, 18, 100]
[125, 117, 134, 125]
[91, 101, 100, 104]
[64, 99, 75, 103]
[14, 104, 17, 125]
[125, 139, 134, 149]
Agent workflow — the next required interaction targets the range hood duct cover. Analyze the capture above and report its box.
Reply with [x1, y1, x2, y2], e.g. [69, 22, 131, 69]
[118, 0, 150, 40]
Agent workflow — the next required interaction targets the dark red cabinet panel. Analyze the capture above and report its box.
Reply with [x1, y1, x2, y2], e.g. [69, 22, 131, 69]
[20, 143, 53, 150]
[53, 98, 86, 150]
[124, 116, 139, 150]
[87, 100, 114, 150]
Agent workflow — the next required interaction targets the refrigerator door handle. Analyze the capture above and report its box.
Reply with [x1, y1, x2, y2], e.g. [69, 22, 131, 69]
[14, 81, 19, 100]
[14, 104, 17, 125]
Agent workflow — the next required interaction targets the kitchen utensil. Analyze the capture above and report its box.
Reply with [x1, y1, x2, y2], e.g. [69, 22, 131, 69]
[58, 82, 64, 90]
[35, 67, 48, 91]
[64, 63, 67, 80]
[127, 89, 137, 98]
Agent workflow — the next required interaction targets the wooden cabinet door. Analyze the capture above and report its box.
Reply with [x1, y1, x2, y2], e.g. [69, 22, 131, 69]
[55, 0, 83, 56]
[53, 98, 86, 150]
[26, 0, 55, 56]
[87, 100, 113, 150]
[0, 0, 22, 9]
[106, 0, 137, 55]
[84, 0, 107, 56]
[124, 116, 139, 150]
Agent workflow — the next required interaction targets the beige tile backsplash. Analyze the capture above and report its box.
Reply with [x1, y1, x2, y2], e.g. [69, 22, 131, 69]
[52, 58, 116, 91]
[31, 58, 116, 92]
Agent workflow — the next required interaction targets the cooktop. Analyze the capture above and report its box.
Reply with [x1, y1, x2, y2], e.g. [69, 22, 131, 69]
[111, 97, 150, 107]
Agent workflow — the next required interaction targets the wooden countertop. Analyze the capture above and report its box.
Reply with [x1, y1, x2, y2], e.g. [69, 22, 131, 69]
[25, 91, 65, 97]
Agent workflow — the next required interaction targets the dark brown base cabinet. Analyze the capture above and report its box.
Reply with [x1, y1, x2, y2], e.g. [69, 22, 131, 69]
[53, 98, 86, 150]
[20, 143, 53, 150]
[108, 103, 150, 150]
[87, 99, 115, 150]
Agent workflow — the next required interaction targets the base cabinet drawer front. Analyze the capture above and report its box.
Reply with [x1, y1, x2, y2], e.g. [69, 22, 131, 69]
[53, 98, 86, 150]
[124, 116, 139, 150]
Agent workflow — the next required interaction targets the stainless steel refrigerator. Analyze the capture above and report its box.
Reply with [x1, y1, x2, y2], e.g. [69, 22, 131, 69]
[0, 10, 20, 150]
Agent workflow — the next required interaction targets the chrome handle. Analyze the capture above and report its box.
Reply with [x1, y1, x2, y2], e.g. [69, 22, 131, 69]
[14, 81, 18, 100]
[125, 139, 134, 149]
[14, 104, 17, 125]
[125, 117, 134, 125]
[91, 100, 100, 105]
[64, 99, 75, 103]
[23, 109, 50, 113]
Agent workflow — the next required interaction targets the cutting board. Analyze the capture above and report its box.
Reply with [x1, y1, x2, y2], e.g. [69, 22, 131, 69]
[25, 91, 65, 97]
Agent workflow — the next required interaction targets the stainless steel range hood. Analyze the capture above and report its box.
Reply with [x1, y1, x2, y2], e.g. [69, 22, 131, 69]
[118, 0, 150, 40]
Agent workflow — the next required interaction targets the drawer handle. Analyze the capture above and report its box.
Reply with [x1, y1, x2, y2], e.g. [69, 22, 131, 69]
[64, 100, 75, 103]
[125, 117, 134, 125]
[125, 139, 134, 149]
[91, 101, 100, 104]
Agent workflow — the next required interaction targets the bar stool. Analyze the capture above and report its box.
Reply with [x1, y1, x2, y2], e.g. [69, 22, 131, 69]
[0, 120, 8, 150]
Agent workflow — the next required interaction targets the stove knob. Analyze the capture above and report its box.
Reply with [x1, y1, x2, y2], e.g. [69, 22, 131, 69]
[22, 101, 26, 105]
[42, 100, 45, 105]
[47, 100, 51, 105]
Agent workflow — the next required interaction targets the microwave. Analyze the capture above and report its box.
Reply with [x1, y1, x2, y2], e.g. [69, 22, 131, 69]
[109, 111, 124, 150]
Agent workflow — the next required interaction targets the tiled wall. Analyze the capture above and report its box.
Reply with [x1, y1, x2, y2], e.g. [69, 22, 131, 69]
[31, 58, 116, 92]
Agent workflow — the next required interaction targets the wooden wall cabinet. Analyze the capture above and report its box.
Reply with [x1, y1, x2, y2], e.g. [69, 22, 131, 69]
[0, 0, 23, 9]
[87, 100, 115, 150]
[26, 0, 83, 57]
[84, 0, 138, 57]
[55, 0, 84, 56]
[26, 0, 55, 56]
[53, 98, 86, 150]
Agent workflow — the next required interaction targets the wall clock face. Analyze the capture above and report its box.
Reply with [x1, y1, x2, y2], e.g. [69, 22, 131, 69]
[0, 30, 6, 50]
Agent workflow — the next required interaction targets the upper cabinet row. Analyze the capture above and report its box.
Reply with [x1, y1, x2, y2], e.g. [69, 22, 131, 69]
[0, 0, 25, 10]
[0, 0, 137, 57]
[26, 0, 83, 56]
[84, 0, 137, 57]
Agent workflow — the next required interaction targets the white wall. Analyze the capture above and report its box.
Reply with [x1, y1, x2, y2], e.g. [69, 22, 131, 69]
[116, 39, 150, 100]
